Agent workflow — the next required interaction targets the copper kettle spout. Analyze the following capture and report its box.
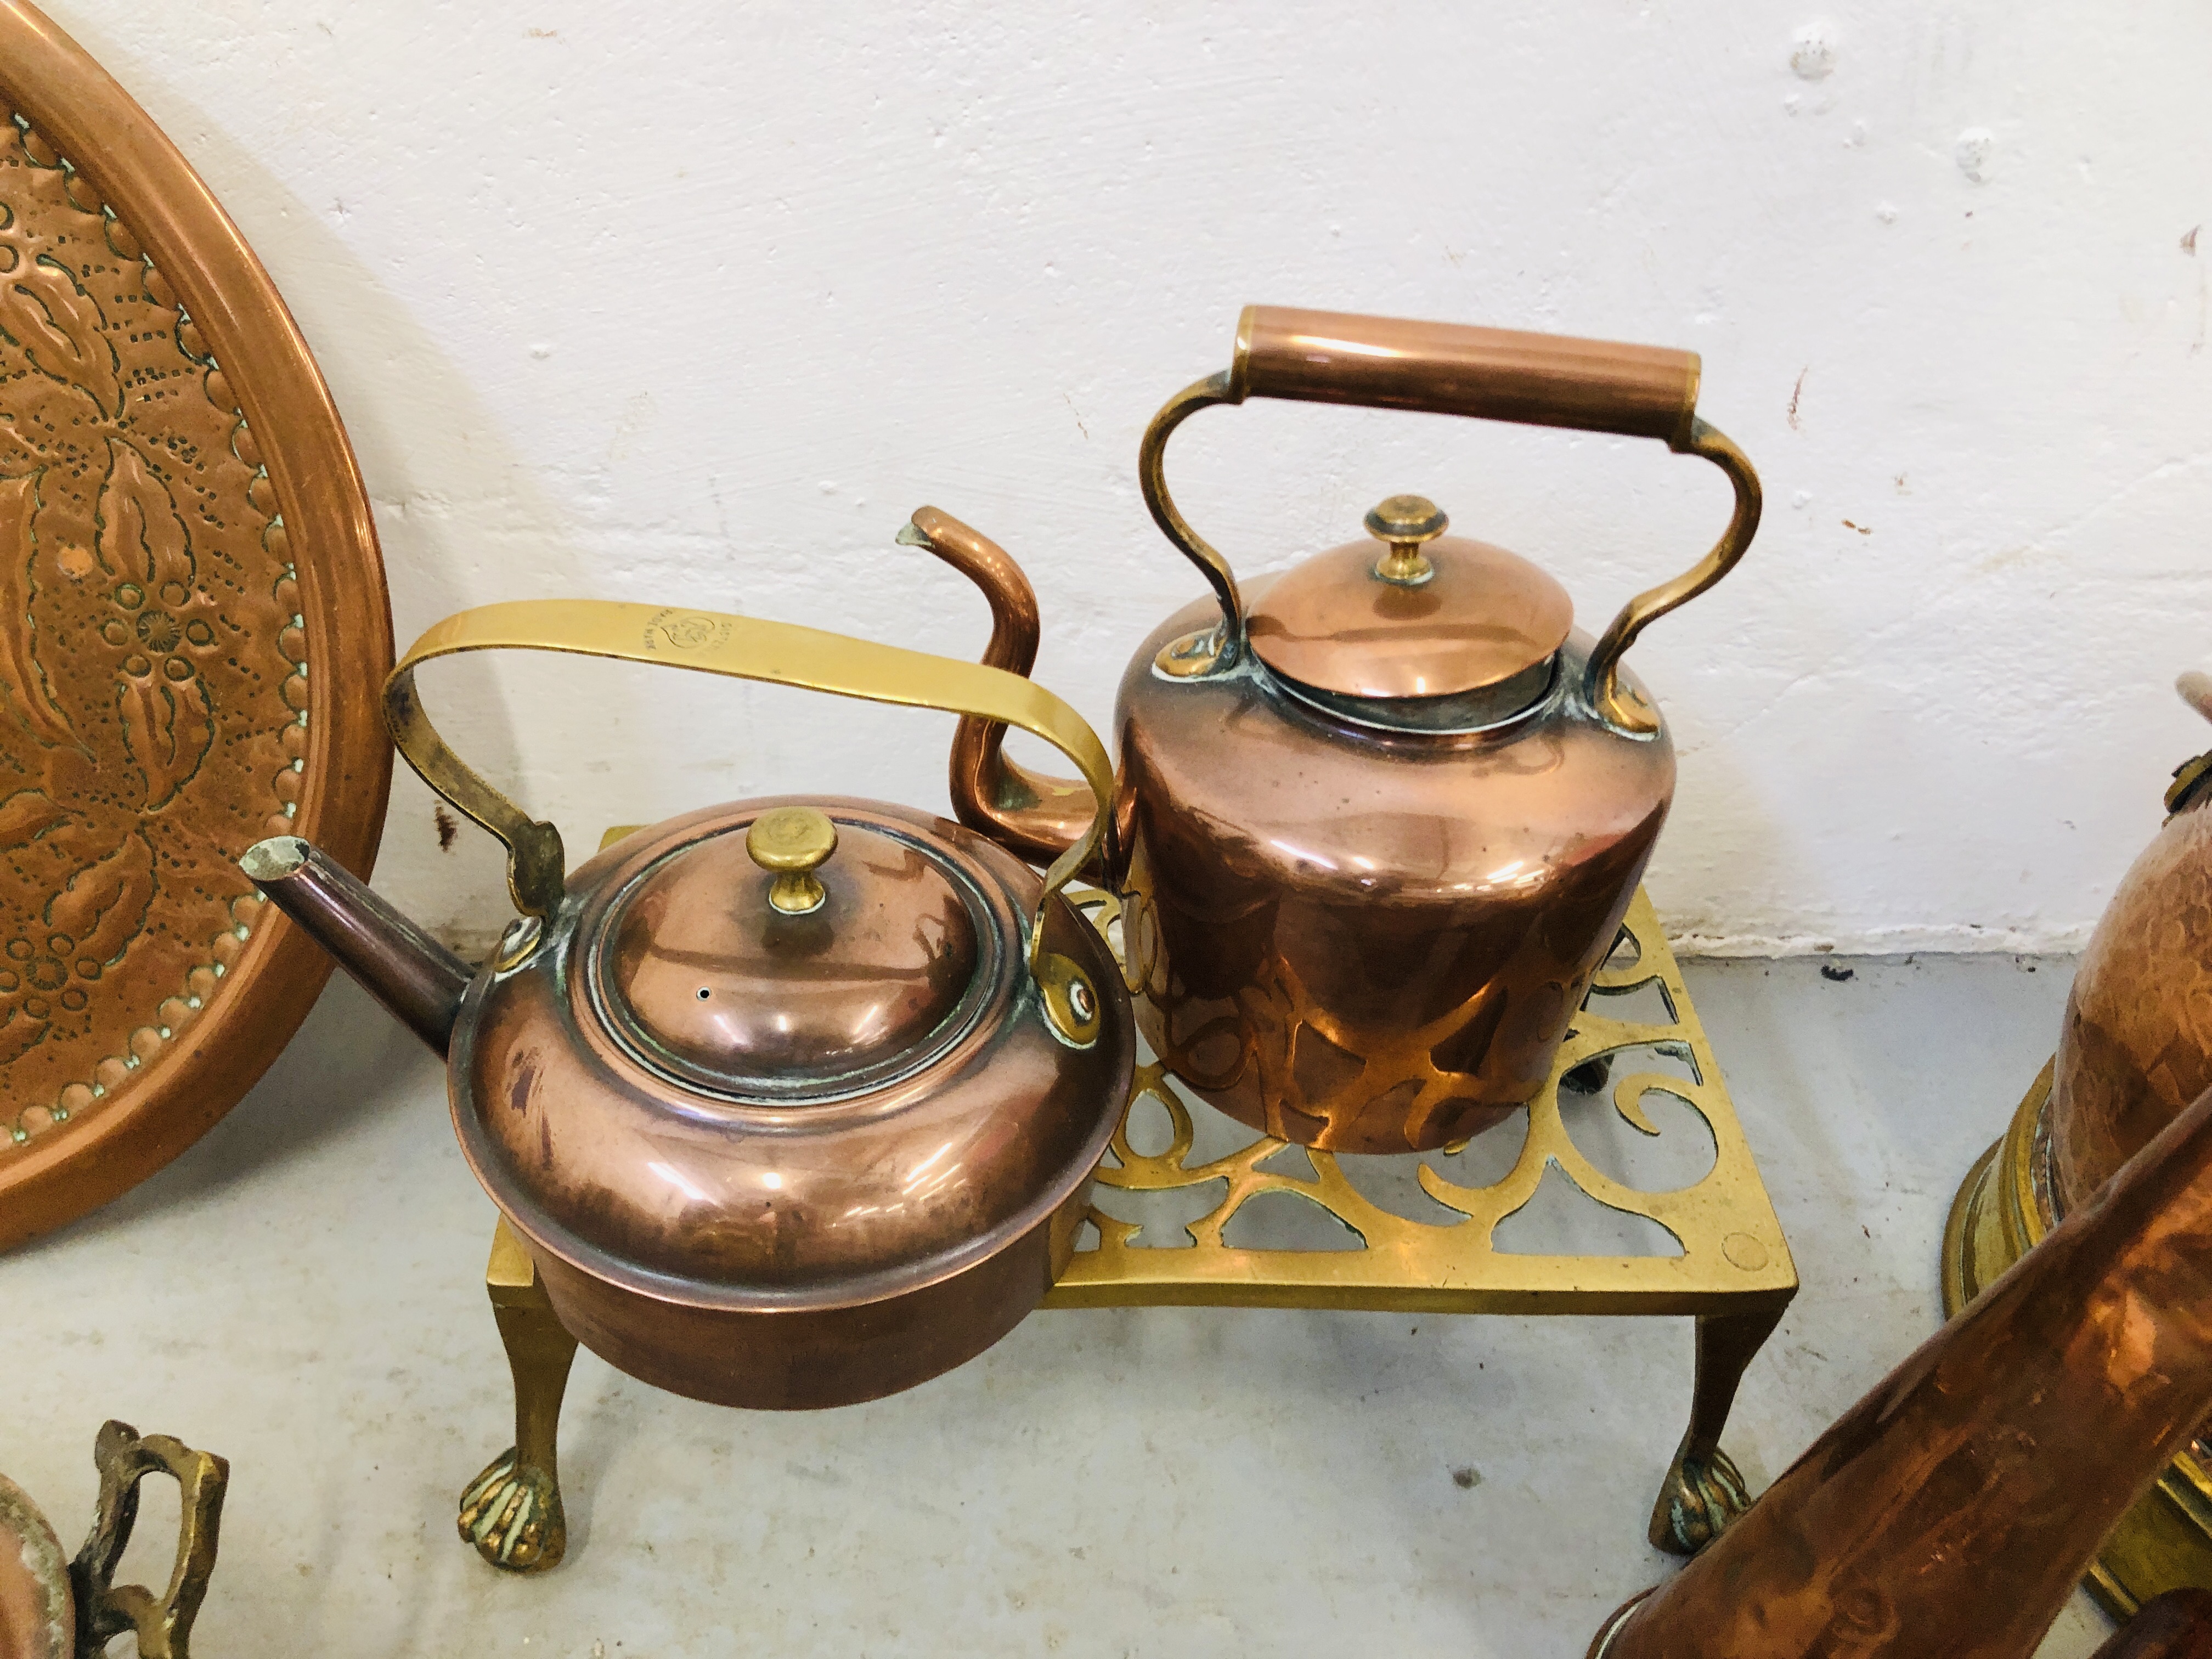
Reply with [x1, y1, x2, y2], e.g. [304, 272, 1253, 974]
[898, 507, 1114, 874]
[1592, 1076, 2212, 1659]
[240, 836, 473, 1056]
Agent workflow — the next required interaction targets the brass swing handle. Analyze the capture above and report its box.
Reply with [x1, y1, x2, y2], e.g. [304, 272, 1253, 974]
[381, 572, 1116, 1035]
[69, 1420, 228, 1659]
[1141, 305, 1763, 733]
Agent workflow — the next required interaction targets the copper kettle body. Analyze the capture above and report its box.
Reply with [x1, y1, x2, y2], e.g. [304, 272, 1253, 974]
[2050, 673, 2212, 1215]
[924, 308, 1761, 1154]
[242, 555, 1135, 1410]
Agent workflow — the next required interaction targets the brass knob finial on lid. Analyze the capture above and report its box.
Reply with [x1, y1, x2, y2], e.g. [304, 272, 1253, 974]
[1364, 494, 1448, 586]
[747, 806, 838, 915]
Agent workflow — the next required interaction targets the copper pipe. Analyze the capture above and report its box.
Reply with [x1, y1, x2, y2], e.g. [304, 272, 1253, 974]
[2091, 1590, 2212, 1659]
[240, 837, 472, 1055]
[902, 505, 1106, 870]
[1235, 306, 1701, 447]
[1594, 1079, 2212, 1659]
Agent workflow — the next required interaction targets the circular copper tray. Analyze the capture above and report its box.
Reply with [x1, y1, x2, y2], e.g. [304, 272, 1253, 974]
[0, 2, 391, 1248]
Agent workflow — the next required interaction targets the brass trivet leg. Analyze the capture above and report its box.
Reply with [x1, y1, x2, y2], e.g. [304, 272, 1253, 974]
[458, 1219, 578, 1574]
[1647, 1304, 1786, 1555]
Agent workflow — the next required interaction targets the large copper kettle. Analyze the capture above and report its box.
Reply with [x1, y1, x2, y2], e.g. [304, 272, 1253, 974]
[240, 545, 1135, 1409]
[918, 307, 1762, 1153]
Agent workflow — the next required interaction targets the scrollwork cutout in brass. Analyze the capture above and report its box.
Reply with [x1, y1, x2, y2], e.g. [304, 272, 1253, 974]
[1049, 886, 1796, 1555]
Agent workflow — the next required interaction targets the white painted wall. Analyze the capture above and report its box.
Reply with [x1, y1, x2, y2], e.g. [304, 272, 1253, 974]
[49, 1, 2212, 953]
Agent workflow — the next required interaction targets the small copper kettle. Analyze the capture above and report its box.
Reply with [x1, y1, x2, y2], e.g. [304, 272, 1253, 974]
[241, 539, 1135, 1409]
[916, 308, 1761, 1153]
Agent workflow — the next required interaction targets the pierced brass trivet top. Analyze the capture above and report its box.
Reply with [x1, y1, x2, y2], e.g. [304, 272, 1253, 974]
[1047, 887, 1795, 1319]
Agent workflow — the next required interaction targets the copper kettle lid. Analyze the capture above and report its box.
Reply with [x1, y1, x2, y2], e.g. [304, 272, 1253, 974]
[595, 804, 996, 1103]
[1245, 494, 1573, 702]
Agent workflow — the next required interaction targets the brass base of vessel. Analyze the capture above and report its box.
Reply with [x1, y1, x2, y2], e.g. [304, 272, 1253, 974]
[1942, 1061, 2212, 1619]
[459, 836, 1798, 1575]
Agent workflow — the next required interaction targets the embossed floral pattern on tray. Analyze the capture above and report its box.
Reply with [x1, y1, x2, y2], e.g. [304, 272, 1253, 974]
[0, 112, 303, 1149]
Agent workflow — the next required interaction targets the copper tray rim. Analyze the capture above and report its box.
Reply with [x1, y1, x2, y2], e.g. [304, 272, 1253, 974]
[0, 0, 393, 1249]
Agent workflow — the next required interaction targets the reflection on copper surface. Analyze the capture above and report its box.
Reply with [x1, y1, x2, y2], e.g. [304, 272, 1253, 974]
[1237, 307, 1701, 443]
[1598, 1081, 2212, 1659]
[1245, 534, 1573, 701]
[2052, 777, 2212, 1216]
[251, 798, 1133, 1412]
[924, 534, 1672, 1155]
[918, 307, 1756, 1154]
[1117, 610, 1668, 1153]
[604, 820, 985, 1093]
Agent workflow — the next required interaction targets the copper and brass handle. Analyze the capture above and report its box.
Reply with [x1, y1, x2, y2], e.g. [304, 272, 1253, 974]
[381, 558, 1116, 1039]
[1141, 304, 1763, 732]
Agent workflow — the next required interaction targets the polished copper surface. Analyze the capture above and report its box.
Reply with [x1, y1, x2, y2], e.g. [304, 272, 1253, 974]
[465, 800, 1128, 1406]
[935, 557, 1671, 1153]
[1942, 679, 2212, 1617]
[2091, 1589, 2212, 1659]
[1596, 1080, 2212, 1659]
[534, 1187, 1088, 1409]
[250, 795, 1135, 1410]
[935, 309, 1751, 1153]
[1235, 306, 1701, 444]
[0, 1, 392, 1249]
[2053, 693, 2212, 1214]
[602, 814, 984, 1097]
[1120, 606, 1670, 1152]
[241, 588, 1134, 1409]
[483, 800, 1119, 1288]
[238, 838, 470, 1054]
[1245, 524, 1575, 703]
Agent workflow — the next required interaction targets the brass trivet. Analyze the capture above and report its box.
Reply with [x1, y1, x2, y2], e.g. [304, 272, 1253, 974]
[1945, 1064, 2212, 1618]
[458, 855, 1796, 1574]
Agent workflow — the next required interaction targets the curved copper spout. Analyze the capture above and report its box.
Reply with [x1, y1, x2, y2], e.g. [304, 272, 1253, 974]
[900, 506, 1111, 873]
[1592, 1077, 2212, 1659]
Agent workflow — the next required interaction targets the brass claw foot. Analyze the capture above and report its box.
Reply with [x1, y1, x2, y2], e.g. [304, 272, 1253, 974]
[1647, 1305, 1785, 1555]
[457, 1450, 566, 1573]
[1650, 1447, 1752, 1554]
[464, 1219, 580, 1575]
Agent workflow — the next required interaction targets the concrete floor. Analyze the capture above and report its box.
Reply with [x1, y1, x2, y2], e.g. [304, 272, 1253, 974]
[1, 952, 2118, 1657]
